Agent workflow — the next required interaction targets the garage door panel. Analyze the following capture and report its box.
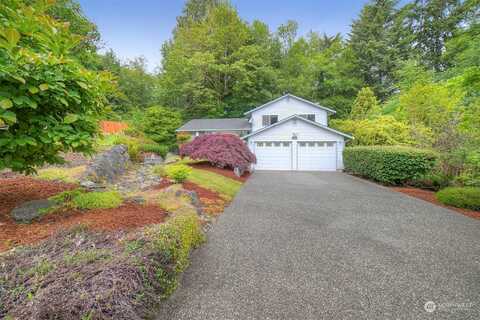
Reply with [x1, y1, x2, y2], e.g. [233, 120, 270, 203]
[254, 141, 292, 170]
[297, 141, 337, 171]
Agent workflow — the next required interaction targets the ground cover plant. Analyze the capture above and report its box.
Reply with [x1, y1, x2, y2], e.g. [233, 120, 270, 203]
[0, 212, 204, 319]
[436, 187, 480, 211]
[36, 166, 85, 184]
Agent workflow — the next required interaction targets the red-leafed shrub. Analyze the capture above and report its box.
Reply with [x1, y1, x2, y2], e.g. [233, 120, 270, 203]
[180, 134, 256, 171]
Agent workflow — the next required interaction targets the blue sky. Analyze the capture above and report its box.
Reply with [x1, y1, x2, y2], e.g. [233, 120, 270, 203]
[77, 0, 371, 71]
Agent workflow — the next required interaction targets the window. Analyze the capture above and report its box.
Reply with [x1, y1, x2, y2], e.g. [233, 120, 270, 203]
[256, 142, 264, 147]
[274, 142, 281, 147]
[327, 142, 335, 147]
[299, 142, 306, 147]
[308, 142, 315, 147]
[265, 142, 272, 147]
[262, 115, 279, 126]
[299, 114, 315, 122]
[282, 142, 290, 147]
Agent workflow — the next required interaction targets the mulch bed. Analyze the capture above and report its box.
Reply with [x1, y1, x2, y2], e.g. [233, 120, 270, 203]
[0, 177, 167, 252]
[391, 187, 480, 220]
[188, 162, 250, 182]
[183, 181, 227, 215]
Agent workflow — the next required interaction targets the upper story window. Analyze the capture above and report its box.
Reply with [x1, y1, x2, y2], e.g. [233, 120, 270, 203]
[299, 114, 315, 122]
[262, 115, 278, 126]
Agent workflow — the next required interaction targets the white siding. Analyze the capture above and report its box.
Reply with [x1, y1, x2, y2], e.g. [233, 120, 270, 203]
[250, 96, 328, 131]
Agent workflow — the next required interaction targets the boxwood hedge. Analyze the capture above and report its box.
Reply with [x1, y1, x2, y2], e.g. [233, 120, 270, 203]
[343, 146, 437, 185]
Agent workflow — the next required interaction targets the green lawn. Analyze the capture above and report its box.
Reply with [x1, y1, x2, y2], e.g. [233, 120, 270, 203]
[186, 167, 243, 200]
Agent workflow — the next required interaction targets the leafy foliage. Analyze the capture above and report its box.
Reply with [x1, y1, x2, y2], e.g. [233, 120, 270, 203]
[436, 187, 480, 210]
[350, 87, 381, 120]
[344, 146, 437, 185]
[164, 164, 192, 183]
[331, 116, 432, 146]
[180, 134, 256, 170]
[0, 0, 113, 173]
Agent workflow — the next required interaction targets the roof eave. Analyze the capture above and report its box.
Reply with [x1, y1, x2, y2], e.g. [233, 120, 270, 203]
[244, 94, 336, 115]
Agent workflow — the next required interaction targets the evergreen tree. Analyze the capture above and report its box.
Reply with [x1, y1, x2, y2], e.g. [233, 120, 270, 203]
[350, 87, 381, 119]
[349, 0, 400, 99]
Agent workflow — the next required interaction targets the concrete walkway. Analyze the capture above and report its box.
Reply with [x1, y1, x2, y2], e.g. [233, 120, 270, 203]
[157, 172, 479, 319]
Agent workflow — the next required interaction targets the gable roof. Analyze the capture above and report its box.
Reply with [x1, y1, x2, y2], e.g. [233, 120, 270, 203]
[244, 94, 336, 116]
[176, 118, 251, 132]
[242, 114, 353, 140]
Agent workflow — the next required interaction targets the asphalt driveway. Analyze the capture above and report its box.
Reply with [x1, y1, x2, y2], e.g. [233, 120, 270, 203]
[157, 172, 479, 319]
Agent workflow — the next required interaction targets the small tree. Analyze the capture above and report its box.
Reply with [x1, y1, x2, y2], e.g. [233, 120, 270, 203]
[180, 134, 256, 172]
[142, 106, 183, 147]
[0, 1, 113, 173]
[350, 87, 381, 120]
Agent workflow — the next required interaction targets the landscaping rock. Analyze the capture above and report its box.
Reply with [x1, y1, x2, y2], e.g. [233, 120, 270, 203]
[160, 185, 203, 215]
[11, 199, 54, 223]
[82, 145, 130, 183]
[164, 152, 180, 164]
[143, 153, 163, 166]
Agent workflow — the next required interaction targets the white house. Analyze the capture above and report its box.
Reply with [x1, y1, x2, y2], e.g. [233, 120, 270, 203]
[177, 94, 353, 171]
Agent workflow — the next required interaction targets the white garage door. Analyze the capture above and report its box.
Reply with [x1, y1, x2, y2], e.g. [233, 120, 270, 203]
[254, 141, 292, 170]
[297, 141, 337, 171]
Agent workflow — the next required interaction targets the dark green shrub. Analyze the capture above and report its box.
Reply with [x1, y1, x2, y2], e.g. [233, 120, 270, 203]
[140, 144, 168, 157]
[344, 146, 437, 185]
[436, 187, 480, 210]
[112, 135, 142, 161]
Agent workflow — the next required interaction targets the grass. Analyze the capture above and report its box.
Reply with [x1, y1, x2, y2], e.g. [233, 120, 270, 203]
[186, 167, 242, 200]
[36, 166, 85, 183]
[72, 191, 123, 210]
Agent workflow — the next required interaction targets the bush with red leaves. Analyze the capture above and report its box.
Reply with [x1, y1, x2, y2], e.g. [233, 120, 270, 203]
[180, 134, 256, 171]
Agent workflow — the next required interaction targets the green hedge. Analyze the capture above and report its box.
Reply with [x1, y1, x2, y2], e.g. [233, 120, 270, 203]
[436, 187, 480, 210]
[344, 146, 437, 185]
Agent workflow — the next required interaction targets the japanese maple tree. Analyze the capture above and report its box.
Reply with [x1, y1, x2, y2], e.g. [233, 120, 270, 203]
[180, 134, 256, 171]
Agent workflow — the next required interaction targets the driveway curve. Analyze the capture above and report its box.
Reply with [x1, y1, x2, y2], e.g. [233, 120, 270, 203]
[157, 172, 479, 320]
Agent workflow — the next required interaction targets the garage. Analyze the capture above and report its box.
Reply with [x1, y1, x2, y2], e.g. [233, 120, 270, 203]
[244, 115, 352, 171]
[297, 141, 337, 171]
[254, 141, 292, 170]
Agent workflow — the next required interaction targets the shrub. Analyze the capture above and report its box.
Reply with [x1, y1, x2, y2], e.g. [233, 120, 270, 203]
[330, 116, 433, 147]
[36, 166, 85, 183]
[72, 191, 123, 210]
[142, 106, 183, 147]
[436, 187, 480, 210]
[344, 146, 437, 185]
[409, 172, 453, 191]
[165, 164, 192, 183]
[180, 134, 256, 171]
[140, 143, 169, 158]
[152, 165, 166, 177]
[0, 1, 113, 174]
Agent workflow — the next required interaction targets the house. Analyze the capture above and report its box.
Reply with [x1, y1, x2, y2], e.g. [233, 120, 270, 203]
[176, 94, 353, 171]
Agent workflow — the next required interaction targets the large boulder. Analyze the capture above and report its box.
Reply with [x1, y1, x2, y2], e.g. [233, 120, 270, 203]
[82, 145, 129, 184]
[11, 199, 54, 223]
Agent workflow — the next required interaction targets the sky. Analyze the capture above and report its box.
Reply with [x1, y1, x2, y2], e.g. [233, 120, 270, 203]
[77, 0, 371, 72]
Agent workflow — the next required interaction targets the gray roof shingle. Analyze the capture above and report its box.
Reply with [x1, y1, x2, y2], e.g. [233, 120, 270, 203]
[176, 118, 251, 132]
